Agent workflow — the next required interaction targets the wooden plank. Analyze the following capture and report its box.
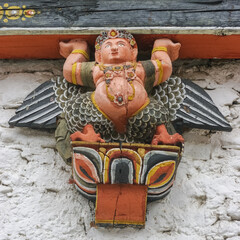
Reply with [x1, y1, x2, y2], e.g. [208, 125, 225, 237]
[1, 27, 240, 36]
[0, 0, 240, 28]
[0, 34, 240, 59]
[1, 1, 240, 59]
[95, 184, 147, 227]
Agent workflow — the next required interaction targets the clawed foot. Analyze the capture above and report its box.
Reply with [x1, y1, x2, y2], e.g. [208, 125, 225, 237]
[151, 124, 184, 145]
[70, 124, 105, 143]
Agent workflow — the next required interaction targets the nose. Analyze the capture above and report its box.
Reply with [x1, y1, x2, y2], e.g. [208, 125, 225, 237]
[111, 44, 118, 52]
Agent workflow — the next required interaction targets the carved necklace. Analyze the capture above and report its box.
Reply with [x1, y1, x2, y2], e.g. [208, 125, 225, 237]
[98, 62, 137, 106]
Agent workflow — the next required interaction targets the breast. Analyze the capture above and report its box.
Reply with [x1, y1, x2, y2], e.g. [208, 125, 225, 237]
[93, 78, 148, 133]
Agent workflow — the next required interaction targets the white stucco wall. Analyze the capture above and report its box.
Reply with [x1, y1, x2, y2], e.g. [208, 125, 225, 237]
[0, 59, 239, 240]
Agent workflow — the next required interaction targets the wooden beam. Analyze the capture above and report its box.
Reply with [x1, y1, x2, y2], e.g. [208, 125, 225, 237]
[0, 33, 240, 59]
[0, 0, 240, 28]
[1, 0, 240, 59]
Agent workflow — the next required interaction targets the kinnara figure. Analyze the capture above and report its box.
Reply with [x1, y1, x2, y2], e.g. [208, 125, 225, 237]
[59, 29, 184, 146]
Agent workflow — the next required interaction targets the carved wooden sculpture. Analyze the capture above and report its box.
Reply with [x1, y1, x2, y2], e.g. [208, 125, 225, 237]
[9, 29, 231, 228]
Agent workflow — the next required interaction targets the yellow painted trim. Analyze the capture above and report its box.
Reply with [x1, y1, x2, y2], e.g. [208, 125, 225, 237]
[71, 49, 90, 61]
[103, 155, 110, 183]
[105, 84, 115, 101]
[91, 92, 111, 121]
[155, 59, 163, 85]
[131, 98, 150, 117]
[137, 148, 146, 158]
[95, 219, 145, 225]
[71, 141, 181, 153]
[103, 148, 142, 184]
[99, 147, 106, 155]
[72, 141, 119, 148]
[71, 62, 77, 85]
[97, 62, 137, 71]
[0, 6, 3, 20]
[98, 152, 105, 162]
[5, 6, 23, 20]
[146, 160, 176, 188]
[127, 82, 135, 101]
[152, 46, 168, 55]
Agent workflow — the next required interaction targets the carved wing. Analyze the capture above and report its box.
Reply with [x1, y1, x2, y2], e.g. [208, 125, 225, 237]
[175, 79, 232, 132]
[8, 79, 62, 129]
[151, 77, 232, 133]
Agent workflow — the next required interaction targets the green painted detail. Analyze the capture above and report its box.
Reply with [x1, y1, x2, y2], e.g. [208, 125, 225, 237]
[55, 114, 72, 165]
[141, 60, 155, 94]
[81, 61, 96, 89]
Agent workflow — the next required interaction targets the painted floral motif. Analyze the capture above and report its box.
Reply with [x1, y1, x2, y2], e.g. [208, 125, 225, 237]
[108, 29, 119, 38]
[114, 93, 125, 106]
[104, 71, 114, 80]
[0, 3, 40, 23]
[125, 69, 136, 82]
[95, 29, 137, 50]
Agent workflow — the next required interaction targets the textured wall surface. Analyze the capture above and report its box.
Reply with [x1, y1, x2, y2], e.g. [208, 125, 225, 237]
[0, 59, 239, 240]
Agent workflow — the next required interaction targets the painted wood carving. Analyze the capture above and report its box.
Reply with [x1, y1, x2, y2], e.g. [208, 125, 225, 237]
[0, 3, 40, 23]
[9, 29, 231, 228]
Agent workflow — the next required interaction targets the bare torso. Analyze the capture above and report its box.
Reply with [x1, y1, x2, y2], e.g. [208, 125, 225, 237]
[92, 62, 148, 133]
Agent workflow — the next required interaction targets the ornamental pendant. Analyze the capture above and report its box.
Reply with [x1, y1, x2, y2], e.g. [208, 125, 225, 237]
[113, 93, 125, 106]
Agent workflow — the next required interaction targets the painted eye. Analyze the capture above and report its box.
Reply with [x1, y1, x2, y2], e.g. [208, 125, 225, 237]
[105, 44, 110, 48]
[118, 43, 125, 47]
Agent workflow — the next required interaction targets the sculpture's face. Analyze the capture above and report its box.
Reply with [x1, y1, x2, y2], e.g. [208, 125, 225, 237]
[100, 38, 134, 64]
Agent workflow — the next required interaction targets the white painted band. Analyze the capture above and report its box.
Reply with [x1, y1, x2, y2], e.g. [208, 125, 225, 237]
[0, 26, 240, 36]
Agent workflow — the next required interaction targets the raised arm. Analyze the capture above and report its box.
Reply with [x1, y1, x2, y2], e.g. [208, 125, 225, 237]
[151, 39, 181, 85]
[59, 39, 90, 85]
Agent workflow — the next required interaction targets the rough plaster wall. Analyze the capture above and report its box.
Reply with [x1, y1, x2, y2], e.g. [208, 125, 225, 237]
[0, 59, 239, 240]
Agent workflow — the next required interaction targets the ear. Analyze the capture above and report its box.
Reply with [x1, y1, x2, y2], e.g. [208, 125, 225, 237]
[95, 50, 101, 63]
[131, 47, 138, 61]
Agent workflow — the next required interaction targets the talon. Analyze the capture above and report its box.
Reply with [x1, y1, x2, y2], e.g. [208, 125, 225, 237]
[151, 124, 184, 145]
[70, 131, 83, 141]
[70, 124, 105, 143]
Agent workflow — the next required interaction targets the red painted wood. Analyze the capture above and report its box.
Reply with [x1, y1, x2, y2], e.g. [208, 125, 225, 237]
[0, 34, 240, 59]
[95, 184, 147, 226]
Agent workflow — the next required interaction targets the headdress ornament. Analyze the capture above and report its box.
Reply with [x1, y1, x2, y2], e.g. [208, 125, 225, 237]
[95, 29, 137, 50]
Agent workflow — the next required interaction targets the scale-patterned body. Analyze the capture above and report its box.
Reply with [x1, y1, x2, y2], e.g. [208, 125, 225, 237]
[53, 76, 186, 143]
[9, 76, 231, 137]
[9, 74, 232, 227]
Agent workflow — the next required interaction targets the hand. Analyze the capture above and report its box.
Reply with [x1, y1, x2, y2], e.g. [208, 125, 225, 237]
[59, 39, 89, 58]
[153, 39, 181, 62]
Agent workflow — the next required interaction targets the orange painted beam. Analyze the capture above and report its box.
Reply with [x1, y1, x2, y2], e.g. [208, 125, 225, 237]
[136, 34, 240, 59]
[95, 184, 147, 227]
[0, 34, 240, 59]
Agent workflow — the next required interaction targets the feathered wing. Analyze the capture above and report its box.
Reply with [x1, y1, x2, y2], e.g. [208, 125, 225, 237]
[151, 77, 232, 133]
[8, 78, 63, 129]
[9, 76, 231, 134]
[175, 79, 232, 132]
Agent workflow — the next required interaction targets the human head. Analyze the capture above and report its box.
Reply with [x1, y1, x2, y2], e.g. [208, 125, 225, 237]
[95, 29, 138, 63]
